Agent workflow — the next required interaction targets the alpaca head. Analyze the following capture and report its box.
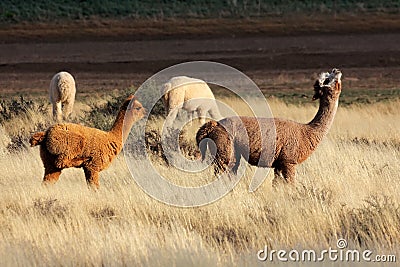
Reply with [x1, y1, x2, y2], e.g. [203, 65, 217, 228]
[312, 68, 342, 101]
[124, 95, 146, 122]
[120, 95, 146, 142]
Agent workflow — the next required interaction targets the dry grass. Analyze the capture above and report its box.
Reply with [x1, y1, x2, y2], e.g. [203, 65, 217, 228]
[0, 97, 399, 266]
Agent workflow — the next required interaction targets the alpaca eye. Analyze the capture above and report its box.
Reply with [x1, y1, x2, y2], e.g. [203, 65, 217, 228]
[135, 107, 142, 110]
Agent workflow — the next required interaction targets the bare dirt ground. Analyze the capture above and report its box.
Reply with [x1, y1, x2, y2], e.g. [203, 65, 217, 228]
[0, 15, 399, 100]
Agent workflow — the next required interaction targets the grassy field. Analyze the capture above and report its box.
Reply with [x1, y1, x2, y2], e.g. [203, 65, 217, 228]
[0, 93, 399, 265]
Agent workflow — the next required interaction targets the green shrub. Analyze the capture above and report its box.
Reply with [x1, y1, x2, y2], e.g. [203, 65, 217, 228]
[81, 88, 134, 131]
[0, 96, 47, 123]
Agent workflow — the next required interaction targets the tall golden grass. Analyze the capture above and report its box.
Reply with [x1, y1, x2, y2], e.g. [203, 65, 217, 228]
[0, 97, 399, 266]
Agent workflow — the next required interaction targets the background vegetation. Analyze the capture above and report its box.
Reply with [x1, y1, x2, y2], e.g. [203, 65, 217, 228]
[1, 0, 399, 23]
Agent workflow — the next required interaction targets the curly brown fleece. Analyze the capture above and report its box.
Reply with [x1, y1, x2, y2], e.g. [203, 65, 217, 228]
[197, 69, 342, 186]
[30, 95, 145, 189]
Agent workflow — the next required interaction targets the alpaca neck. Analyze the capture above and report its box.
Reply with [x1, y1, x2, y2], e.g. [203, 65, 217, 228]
[110, 109, 126, 136]
[109, 109, 137, 145]
[307, 96, 339, 137]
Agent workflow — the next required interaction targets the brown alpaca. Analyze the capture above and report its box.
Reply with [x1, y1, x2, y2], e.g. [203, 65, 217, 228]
[196, 69, 342, 185]
[30, 95, 145, 189]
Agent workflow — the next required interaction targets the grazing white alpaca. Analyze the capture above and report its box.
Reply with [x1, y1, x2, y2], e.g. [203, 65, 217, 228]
[161, 76, 222, 127]
[49, 71, 76, 121]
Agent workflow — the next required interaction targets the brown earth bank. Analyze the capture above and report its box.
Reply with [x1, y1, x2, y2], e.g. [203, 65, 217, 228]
[0, 15, 399, 100]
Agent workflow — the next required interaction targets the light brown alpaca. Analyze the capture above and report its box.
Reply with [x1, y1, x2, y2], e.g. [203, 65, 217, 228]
[161, 76, 222, 126]
[30, 95, 145, 189]
[196, 69, 342, 185]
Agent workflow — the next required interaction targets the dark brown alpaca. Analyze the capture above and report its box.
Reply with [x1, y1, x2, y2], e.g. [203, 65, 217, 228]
[30, 95, 145, 189]
[196, 69, 342, 185]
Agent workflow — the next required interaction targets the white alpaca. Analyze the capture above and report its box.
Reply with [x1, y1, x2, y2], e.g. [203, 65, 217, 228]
[49, 71, 76, 121]
[161, 76, 222, 126]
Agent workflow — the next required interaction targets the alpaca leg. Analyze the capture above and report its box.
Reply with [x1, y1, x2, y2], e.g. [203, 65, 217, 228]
[209, 105, 222, 121]
[282, 164, 296, 183]
[56, 155, 86, 169]
[211, 132, 235, 176]
[40, 147, 62, 185]
[230, 151, 241, 175]
[52, 102, 62, 121]
[42, 165, 62, 186]
[63, 99, 74, 120]
[213, 150, 227, 176]
[69, 158, 86, 167]
[83, 168, 100, 190]
[165, 108, 179, 128]
[214, 147, 234, 176]
[272, 164, 296, 186]
[186, 111, 194, 126]
[197, 108, 207, 125]
[272, 168, 284, 187]
[55, 154, 69, 169]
